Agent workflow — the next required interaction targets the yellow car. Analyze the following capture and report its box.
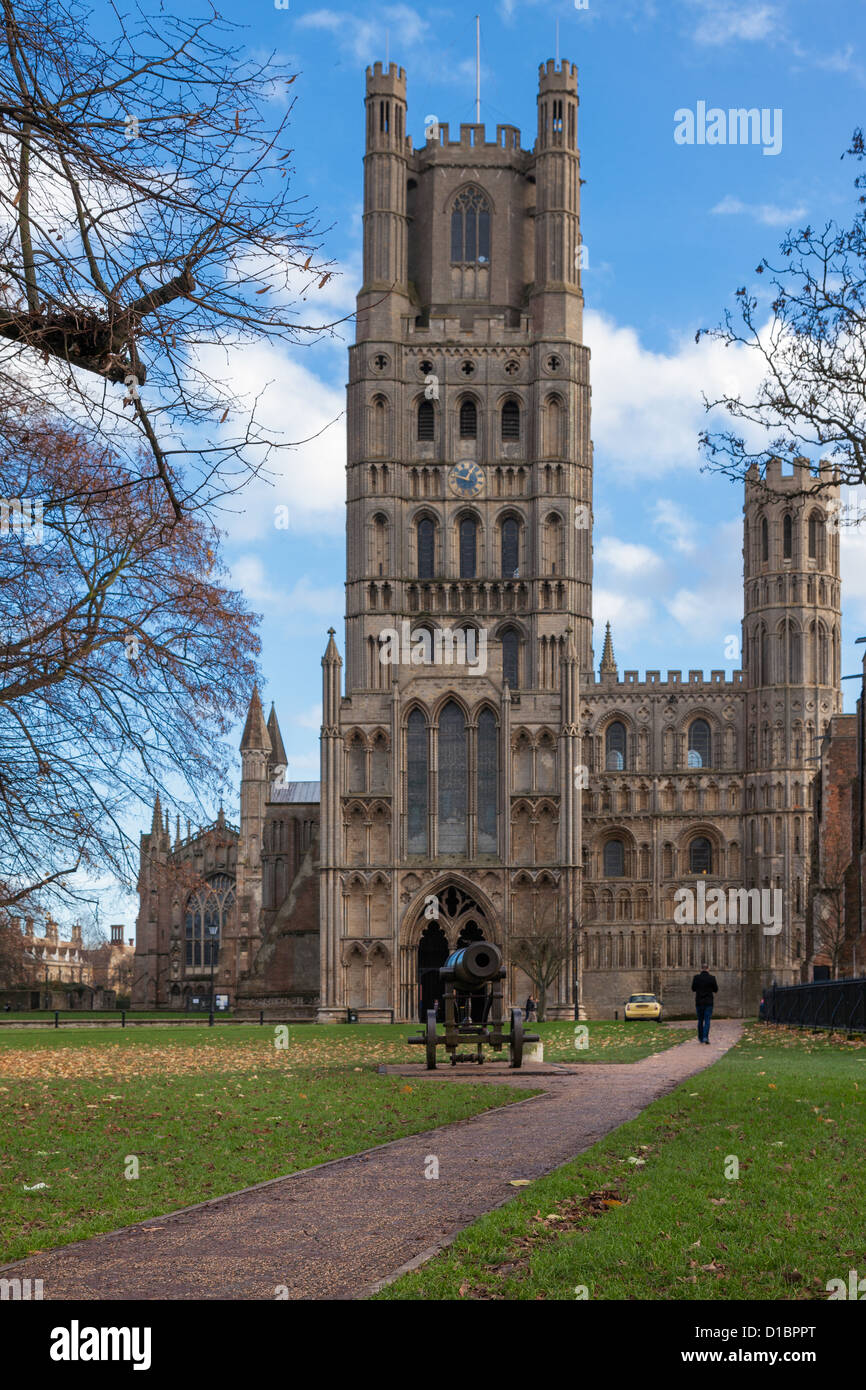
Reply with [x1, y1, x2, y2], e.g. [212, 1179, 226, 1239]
[623, 993, 662, 1021]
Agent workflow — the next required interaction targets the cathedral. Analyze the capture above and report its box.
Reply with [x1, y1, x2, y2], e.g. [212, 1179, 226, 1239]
[132, 56, 842, 1021]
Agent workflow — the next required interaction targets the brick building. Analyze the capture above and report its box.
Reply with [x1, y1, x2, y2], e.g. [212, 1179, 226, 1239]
[133, 54, 844, 1019]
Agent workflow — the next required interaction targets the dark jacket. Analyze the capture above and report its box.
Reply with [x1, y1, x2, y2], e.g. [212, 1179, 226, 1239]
[691, 971, 718, 1007]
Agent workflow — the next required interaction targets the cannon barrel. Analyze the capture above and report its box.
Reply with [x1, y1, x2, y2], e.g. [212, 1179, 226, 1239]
[440, 940, 504, 990]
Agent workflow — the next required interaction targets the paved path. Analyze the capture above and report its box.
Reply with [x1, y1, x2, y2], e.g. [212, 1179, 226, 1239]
[3, 1023, 741, 1300]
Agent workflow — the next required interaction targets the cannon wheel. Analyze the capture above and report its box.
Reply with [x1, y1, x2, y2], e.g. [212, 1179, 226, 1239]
[509, 1008, 524, 1069]
[425, 1010, 438, 1070]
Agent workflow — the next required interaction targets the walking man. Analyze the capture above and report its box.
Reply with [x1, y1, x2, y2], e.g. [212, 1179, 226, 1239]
[691, 962, 718, 1044]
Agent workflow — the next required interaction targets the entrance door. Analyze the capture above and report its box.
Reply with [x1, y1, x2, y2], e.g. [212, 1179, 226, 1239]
[417, 922, 449, 1021]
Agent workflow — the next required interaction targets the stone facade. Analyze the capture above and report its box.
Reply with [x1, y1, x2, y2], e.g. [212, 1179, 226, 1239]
[134, 55, 844, 1021]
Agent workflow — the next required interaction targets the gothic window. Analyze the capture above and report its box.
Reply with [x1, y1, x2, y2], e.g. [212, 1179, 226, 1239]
[185, 874, 235, 969]
[783, 513, 793, 559]
[370, 395, 388, 457]
[808, 512, 823, 562]
[687, 718, 712, 768]
[501, 399, 521, 441]
[689, 837, 712, 874]
[417, 518, 435, 579]
[438, 701, 468, 853]
[459, 398, 478, 439]
[407, 709, 428, 854]
[501, 627, 520, 688]
[459, 517, 477, 578]
[605, 721, 627, 770]
[500, 516, 520, 578]
[544, 395, 565, 458]
[450, 186, 491, 264]
[477, 708, 498, 854]
[347, 734, 366, 793]
[603, 839, 625, 877]
[417, 400, 435, 440]
[760, 516, 768, 564]
[370, 513, 389, 576]
[543, 512, 563, 575]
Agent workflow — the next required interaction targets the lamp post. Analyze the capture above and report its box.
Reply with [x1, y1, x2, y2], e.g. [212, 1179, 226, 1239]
[206, 924, 219, 1014]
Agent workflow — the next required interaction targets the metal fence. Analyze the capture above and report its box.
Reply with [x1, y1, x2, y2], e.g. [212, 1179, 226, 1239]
[763, 978, 866, 1033]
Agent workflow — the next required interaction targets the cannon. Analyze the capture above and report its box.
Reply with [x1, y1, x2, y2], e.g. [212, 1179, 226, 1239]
[408, 939, 539, 1069]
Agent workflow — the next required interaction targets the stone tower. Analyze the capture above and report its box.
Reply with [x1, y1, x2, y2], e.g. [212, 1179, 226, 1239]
[742, 458, 842, 986]
[318, 57, 591, 1022]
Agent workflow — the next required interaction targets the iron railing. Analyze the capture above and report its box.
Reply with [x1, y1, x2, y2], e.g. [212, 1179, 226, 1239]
[762, 978, 866, 1033]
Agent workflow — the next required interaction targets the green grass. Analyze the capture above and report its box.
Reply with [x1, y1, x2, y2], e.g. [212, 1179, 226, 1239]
[375, 1025, 866, 1301]
[0, 1019, 679, 1064]
[0, 1009, 231, 1021]
[0, 1063, 526, 1262]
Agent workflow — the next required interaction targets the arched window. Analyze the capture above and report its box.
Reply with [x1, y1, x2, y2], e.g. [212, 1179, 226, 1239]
[605, 721, 627, 771]
[688, 719, 712, 768]
[438, 701, 468, 853]
[689, 837, 712, 874]
[451, 186, 490, 264]
[477, 708, 498, 853]
[500, 517, 519, 578]
[783, 514, 793, 559]
[459, 517, 477, 578]
[407, 709, 428, 854]
[185, 874, 235, 969]
[808, 512, 825, 564]
[417, 400, 435, 441]
[761, 516, 769, 564]
[417, 518, 435, 579]
[370, 513, 388, 576]
[603, 839, 625, 877]
[459, 398, 477, 439]
[501, 399, 520, 441]
[501, 627, 520, 688]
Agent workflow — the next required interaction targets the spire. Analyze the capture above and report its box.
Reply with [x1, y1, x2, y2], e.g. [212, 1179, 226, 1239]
[323, 628, 341, 664]
[240, 683, 271, 753]
[150, 793, 162, 834]
[175, 813, 181, 847]
[267, 703, 288, 769]
[600, 621, 617, 676]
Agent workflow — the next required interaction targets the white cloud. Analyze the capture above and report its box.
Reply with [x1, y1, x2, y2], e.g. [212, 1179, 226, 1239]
[712, 194, 807, 227]
[592, 586, 655, 642]
[596, 536, 665, 578]
[652, 499, 701, 556]
[297, 6, 430, 63]
[584, 308, 767, 478]
[688, 2, 780, 46]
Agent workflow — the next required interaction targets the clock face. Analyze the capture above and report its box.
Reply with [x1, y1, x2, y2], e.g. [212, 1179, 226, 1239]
[448, 461, 485, 499]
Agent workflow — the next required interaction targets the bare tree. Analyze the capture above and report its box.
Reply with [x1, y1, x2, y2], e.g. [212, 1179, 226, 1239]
[698, 131, 866, 502]
[510, 892, 574, 1021]
[0, 411, 259, 909]
[0, 0, 338, 517]
[811, 839, 852, 980]
[0, 907, 28, 987]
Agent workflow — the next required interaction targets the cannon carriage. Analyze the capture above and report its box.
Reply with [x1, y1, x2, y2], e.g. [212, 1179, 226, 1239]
[408, 939, 539, 1069]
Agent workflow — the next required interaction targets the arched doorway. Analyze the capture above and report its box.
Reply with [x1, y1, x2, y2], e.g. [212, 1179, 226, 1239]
[417, 922, 448, 1021]
[415, 884, 496, 1022]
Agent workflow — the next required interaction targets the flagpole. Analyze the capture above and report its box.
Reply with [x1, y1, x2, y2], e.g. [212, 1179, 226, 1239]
[475, 15, 480, 123]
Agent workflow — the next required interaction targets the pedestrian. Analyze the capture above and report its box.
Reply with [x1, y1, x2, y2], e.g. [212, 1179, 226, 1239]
[525, 994, 538, 1023]
[691, 962, 718, 1043]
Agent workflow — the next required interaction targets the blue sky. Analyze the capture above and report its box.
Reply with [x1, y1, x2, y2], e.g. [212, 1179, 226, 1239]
[104, 0, 866, 924]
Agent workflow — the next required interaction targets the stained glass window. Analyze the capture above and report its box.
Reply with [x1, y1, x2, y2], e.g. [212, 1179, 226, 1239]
[438, 701, 467, 853]
[184, 874, 234, 969]
[407, 709, 428, 853]
[451, 187, 491, 263]
[477, 708, 498, 854]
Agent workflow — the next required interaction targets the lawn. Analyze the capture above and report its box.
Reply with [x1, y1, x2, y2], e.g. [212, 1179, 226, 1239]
[0, 1018, 680, 1065]
[375, 1024, 866, 1301]
[0, 1020, 681, 1263]
[0, 1024, 532, 1263]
